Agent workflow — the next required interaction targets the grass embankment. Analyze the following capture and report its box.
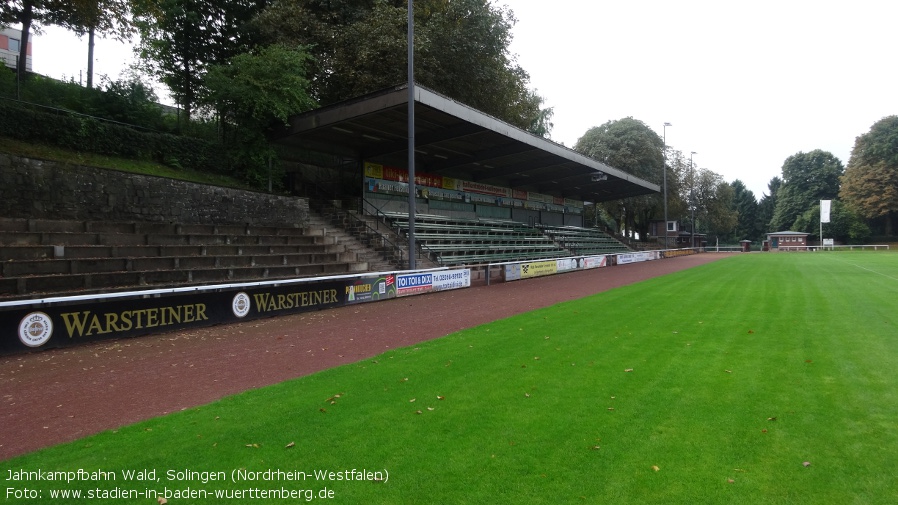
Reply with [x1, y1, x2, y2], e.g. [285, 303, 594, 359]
[2, 252, 897, 504]
[0, 137, 249, 190]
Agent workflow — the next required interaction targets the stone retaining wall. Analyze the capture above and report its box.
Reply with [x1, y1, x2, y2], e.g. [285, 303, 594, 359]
[0, 154, 309, 227]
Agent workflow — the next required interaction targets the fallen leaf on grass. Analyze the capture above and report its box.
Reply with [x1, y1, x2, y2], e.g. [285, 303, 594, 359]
[624, 369, 634, 372]
[437, 396, 445, 400]
[285, 442, 295, 449]
[803, 461, 811, 467]
[725, 370, 732, 373]
[245, 443, 259, 448]
[158, 498, 168, 505]
[767, 417, 777, 421]
[727, 478, 735, 484]
[651, 465, 660, 472]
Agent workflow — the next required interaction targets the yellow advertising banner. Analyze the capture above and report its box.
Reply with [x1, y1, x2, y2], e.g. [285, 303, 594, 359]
[520, 260, 558, 279]
[364, 162, 384, 179]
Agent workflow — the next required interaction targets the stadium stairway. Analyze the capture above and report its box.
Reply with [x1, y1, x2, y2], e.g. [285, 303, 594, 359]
[0, 217, 370, 301]
[309, 200, 439, 270]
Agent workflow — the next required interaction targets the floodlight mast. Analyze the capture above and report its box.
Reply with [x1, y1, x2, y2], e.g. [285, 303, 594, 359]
[662, 122, 671, 249]
[690, 151, 697, 250]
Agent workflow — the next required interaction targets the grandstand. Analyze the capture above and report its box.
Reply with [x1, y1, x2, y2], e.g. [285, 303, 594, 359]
[382, 212, 568, 266]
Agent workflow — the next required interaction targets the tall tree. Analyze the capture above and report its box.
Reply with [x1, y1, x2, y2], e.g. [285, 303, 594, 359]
[730, 179, 761, 241]
[1, 0, 52, 78]
[694, 169, 737, 240]
[840, 116, 898, 236]
[253, 0, 550, 134]
[46, 0, 133, 88]
[202, 43, 316, 185]
[132, 0, 267, 120]
[769, 150, 843, 231]
[757, 176, 782, 233]
[574, 117, 664, 239]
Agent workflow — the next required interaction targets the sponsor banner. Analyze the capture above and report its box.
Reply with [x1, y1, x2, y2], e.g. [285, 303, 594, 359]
[556, 258, 580, 272]
[442, 176, 461, 191]
[563, 197, 584, 209]
[527, 192, 554, 204]
[461, 180, 511, 198]
[512, 189, 528, 200]
[345, 275, 397, 304]
[616, 252, 656, 265]
[0, 280, 345, 352]
[364, 162, 384, 179]
[396, 272, 434, 297]
[432, 269, 471, 291]
[422, 187, 465, 202]
[520, 260, 558, 279]
[504, 263, 522, 281]
[367, 178, 409, 196]
[582, 255, 608, 269]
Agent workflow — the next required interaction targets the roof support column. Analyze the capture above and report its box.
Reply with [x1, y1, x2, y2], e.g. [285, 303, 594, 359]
[407, 0, 417, 269]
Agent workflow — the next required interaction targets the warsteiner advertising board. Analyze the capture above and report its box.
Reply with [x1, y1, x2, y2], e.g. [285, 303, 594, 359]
[1, 280, 346, 352]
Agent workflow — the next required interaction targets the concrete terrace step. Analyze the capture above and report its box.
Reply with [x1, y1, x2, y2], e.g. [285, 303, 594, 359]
[1, 251, 360, 277]
[0, 261, 369, 301]
[0, 216, 371, 300]
[0, 231, 336, 247]
[0, 242, 347, 261]
[0, 218, 307, 237]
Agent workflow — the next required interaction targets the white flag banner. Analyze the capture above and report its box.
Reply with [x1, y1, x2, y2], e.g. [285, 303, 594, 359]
[820, 200, 831, 223]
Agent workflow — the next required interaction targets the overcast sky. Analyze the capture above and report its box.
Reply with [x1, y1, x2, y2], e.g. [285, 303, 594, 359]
[29, 0, 897, 200]
[507, 0, 897, 199]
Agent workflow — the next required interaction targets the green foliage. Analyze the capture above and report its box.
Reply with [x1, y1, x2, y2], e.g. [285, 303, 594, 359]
[203, 44, 316, 128]
[254, 0, 551, 133]
[792, 200, 871, 244]
[0, 100, 227, 173]
[202, 43, 317, 185]
[574, 118, 664, 239]
[696, 170, 737, 239]
[574, 117, 664, 184]
[840, 116, 898, 235]
[731, 179, 762, 241]
[770, 150, 843, 231]
[132, 0, 267, 119]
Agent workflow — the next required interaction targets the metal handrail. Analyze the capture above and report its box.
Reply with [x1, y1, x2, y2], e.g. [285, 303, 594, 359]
[360, 197, 438, 265]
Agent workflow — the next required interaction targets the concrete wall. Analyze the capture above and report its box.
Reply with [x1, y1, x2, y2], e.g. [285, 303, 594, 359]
[0, 154, 310, 227]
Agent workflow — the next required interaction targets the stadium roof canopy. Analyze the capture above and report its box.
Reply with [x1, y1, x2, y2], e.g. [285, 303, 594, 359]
[271, 84, 659, 203]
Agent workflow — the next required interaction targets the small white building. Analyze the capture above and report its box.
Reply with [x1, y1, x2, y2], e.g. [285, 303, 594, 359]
[1, 28, 33, 72]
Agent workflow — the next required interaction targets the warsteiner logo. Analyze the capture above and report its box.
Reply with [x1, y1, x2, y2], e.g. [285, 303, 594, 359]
[232, 292, 251, 318]
[18, 312, 54, 348]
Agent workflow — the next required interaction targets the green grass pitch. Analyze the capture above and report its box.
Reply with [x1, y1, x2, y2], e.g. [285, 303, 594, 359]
[2, 251, 897, 504]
